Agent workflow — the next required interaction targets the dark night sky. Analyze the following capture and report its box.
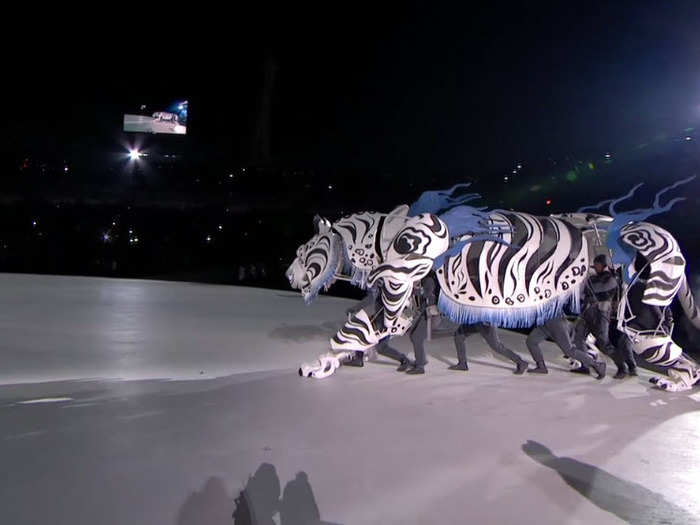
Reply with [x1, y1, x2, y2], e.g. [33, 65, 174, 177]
[1, 1, 700, 289]
[4, 1, 700, 176]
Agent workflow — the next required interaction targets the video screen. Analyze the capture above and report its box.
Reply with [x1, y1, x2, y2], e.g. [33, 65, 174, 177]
[123, 100, 188, 135]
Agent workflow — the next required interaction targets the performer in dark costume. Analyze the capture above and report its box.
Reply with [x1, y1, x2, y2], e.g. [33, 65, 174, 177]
[572, 254, 627, 377]
[574, 254, 637, 378]
[403, 274, 436, 375]
[452, 323, 529, 374]
[407, 272, 529, 375]
[525, 316, 607, 379]
[613, 336, 639, 379]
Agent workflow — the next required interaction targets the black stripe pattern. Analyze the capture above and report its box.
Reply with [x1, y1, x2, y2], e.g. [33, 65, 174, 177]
[436, 211, 587, 312]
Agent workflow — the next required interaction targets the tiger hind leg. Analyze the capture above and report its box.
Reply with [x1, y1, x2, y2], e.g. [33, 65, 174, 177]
[650, 355, 700, 392]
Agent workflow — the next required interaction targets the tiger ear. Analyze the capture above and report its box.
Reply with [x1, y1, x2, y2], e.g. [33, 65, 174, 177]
[313, 215, 331, 234]
[389, 204, 409, 217]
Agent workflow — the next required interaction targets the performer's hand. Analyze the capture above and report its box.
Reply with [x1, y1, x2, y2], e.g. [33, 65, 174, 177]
[427, 305, 439, 317]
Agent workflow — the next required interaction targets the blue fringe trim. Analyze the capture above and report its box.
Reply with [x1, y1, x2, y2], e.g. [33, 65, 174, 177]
[341, 257, 354, 276]
[437, 283, 581, 328]
[349, 268, 371, 289]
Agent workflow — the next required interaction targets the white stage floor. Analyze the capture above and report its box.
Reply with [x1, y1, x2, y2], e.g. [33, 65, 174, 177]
[0, 274, 699, 524]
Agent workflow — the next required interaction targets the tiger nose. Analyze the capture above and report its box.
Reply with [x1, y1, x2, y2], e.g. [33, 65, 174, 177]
[285, 265, 297, 283]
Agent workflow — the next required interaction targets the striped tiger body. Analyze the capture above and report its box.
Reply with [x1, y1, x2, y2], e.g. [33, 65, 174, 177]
[436, 211, 588, 328]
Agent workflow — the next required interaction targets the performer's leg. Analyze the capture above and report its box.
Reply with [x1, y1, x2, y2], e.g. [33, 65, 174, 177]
[375, 337, 412, 371]
[594, 315, 630, 379]
[572, 317, 589, 355]
[571, 316, 592, 374]
[589, 307, 616, 358]
[478, 324, 528, 374]
[406, 315, 428, 374]
[626, 344, 638, 375]
[342, 350, 365, 367]
[448, 324, 469, 371]
[547, 317, 607, 380]
[525, 327, 548, 374]
[613, 335, 638, 379]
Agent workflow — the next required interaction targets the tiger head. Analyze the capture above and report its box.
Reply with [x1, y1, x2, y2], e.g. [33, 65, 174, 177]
[286, 215, 344, 304]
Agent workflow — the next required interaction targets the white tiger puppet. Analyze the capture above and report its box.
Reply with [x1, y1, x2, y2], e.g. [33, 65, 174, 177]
[288, 184, 594, 378]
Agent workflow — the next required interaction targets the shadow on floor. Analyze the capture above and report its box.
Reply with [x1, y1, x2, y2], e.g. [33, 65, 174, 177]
[176, 463, 341, 525]
[522, 440, 699, 525]
[176, 477, 232, 525]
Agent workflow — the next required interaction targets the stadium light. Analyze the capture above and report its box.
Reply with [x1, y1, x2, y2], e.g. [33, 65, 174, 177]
[128, 149, 142, 161]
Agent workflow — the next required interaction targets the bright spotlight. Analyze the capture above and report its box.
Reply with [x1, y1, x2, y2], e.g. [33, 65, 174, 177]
[128, 149, 141, 160]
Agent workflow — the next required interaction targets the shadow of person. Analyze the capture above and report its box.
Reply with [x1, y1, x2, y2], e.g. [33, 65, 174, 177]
[233, 463, 281, 525]
[232, 464, 342, 525]
[522, 440, 699, 525]
[279, 471, 340, 525]
[176, 477, 232, 525]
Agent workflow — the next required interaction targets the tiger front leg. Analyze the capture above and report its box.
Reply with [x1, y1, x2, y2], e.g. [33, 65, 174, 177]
[367, 255, 434, 337]
[298, 308, 381, 379]
[298, 351, 356, 379]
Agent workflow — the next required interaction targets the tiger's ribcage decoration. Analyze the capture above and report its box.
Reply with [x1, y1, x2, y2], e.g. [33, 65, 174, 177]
[333, 212, 385, 287]
[617, 222, 700, 391]
[333, 207, 449, 286]
[436, 212, 588, 328]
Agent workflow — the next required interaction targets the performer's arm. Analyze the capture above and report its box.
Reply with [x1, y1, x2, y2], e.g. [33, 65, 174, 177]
[422, 274, 440, 315]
